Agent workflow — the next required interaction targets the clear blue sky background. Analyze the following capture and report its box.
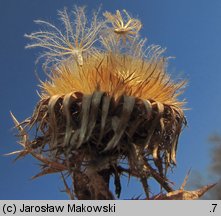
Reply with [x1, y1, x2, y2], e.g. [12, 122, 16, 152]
[1, 0, 221, 199]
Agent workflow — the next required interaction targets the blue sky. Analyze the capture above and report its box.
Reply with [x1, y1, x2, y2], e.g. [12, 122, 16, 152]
[1, 0, 221, 199]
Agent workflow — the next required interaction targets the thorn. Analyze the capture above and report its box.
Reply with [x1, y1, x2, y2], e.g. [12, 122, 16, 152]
[194, 183, 217, 198]
[180, 168, 191, 190]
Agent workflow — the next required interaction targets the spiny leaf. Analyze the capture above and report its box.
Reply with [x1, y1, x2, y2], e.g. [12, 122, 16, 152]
[10, 112, 28, 147]
[144, 160, 173, 192]
[152, 184, 216, 200]
[32, 167, 61, 179]
[61, 172, 75, 200]
[140, 177, 149, 199]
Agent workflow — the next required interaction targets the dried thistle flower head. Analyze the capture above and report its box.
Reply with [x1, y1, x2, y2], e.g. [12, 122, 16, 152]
[104, 10, 142, 43]
[11, 6, 189, 200]
[25, 6, 103, 67]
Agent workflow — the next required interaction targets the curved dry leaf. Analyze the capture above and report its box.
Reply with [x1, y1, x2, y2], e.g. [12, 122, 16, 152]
[48, 95, 62, 151]
[98, 94, 111, 143]
[104, 95, 135, 151]
[144, 101, 164, 150]
[143, 100, 152, 120]
[85, 91, 104, 141]
[63, 92, 76, 147]
[75, 94, 93, 148]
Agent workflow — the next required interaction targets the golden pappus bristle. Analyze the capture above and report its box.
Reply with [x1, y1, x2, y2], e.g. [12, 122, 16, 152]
[41, 53, 186, 107]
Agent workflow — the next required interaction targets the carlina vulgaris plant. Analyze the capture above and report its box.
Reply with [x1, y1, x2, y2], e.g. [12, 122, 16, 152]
[10, 6, 204, 200]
